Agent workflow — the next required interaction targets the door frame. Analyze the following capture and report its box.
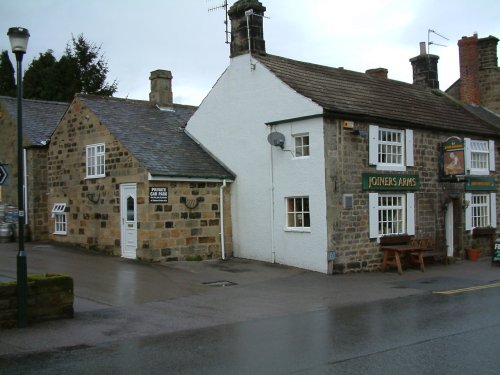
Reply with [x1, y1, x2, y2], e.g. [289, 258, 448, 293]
[120, 183, 137, 259]
[445, 201, 454, 257]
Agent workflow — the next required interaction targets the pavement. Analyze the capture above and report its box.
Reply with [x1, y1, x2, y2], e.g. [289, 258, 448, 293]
[1, 241, 499, 357]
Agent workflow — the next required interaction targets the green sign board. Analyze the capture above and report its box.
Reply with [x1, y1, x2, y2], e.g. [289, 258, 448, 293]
[362, 173, 420, 191]
[465, 177, 496, 191]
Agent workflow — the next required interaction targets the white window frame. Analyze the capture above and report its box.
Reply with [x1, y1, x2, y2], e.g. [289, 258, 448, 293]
[369, 125, 413, 171]
[464, 192, 497, 230]
[86, 143, 105, 178]
[285, 196, 311, 231]
[52, 203, 67, 235]
[464, 138, 495, 176]
[369, 192, 415, 238]
[293, 134, 310, 158]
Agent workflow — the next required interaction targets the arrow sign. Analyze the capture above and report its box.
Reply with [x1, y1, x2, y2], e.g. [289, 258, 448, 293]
[0, 165, 8, 185]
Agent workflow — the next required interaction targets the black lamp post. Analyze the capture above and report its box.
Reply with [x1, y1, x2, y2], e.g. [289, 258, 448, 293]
[7, 26, 30, 328]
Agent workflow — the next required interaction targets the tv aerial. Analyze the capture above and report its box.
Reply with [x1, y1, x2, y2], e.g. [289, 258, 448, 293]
[207, 0, 230, 44]
[428, 29, 449, 54]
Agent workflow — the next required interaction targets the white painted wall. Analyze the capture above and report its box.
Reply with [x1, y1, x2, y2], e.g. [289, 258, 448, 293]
[187, 54, 327, 272]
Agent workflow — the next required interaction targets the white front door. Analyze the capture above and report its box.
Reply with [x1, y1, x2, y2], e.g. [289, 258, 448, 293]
[445, 201, 454, 257]
[120, 183, 137, 259]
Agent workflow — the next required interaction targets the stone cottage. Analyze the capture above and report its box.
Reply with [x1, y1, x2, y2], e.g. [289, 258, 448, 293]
[46, 70, 234, 261]
[186, 0, 500, 273]
[0, 96, 67, 240]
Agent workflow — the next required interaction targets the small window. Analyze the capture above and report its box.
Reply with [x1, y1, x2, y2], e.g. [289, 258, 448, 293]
[286, 197, 310, 229]
[471, 194, 490, 228]
[52, 203, 67, 235]
[377, 194, 405, 236]
[465, 139, 495, 175]
[369, 125, 413, 171]
[369, 192, 415, 238]
[294, 134, 310, 157]
[86, 143, 105, 178]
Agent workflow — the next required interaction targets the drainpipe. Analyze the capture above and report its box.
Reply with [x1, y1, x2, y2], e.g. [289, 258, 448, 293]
[220, 179, 227, 260]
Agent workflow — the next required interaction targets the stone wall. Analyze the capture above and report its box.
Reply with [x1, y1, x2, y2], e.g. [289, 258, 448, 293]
[26, 147, 49, 241]
[47, 97, 232, 261]
[0, 274, 73, 329]
[0, 103, 19, 206]
[324, 117, 499, 273]
[139, 181, 232, 261]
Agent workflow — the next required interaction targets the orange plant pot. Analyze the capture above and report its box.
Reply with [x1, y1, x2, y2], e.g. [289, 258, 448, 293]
[466, 248, 480, 261]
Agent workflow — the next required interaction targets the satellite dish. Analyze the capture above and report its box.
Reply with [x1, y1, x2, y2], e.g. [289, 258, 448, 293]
[267, 132, 285, 149]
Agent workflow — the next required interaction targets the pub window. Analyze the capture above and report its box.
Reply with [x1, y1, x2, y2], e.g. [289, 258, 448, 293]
[369, 193, 415, 238]
[464, 139, 495, 176]
[465, 192, 497, 230]
[369, 125, 413, 171]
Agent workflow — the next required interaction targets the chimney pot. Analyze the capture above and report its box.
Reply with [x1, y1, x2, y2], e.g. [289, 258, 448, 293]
[419, 42, 426, 55]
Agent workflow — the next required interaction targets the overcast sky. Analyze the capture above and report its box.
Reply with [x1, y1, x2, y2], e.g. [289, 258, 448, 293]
[1, 0, 499, 105]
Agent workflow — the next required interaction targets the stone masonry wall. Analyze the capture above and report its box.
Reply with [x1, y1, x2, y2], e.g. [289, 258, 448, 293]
[47, 97, 232, 261]
[324, 117, 499, 273]
[26, 147, 49, 241]
[139, 181, 232, 261]
[0, 103, 19, 206]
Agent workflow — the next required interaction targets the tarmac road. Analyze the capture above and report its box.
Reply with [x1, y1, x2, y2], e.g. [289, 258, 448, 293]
[1, 241, 500, 358]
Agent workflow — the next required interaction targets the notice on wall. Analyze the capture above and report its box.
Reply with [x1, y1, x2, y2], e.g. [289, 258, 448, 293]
[149, 187, 168, 203]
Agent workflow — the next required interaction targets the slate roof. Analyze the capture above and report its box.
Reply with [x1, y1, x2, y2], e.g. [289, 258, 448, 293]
[254, 54, 499, 137]
[78, 95, 234, 179]
[0, 96, 68, 146]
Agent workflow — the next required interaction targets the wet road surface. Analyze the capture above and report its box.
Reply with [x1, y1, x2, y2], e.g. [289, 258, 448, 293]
[2, 282, 499, 374]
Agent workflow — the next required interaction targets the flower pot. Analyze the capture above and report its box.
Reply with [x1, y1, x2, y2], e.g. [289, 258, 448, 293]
[466, 248, 480, 261]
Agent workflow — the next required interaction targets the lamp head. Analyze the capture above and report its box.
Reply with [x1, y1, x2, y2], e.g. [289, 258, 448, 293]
[7, 27, 30, 54]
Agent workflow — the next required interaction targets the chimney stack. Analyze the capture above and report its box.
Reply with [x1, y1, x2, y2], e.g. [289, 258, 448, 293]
[458, 34, 481, 105]
[149, 69, 173, 109]
[410, 42, 440, 89]
[228, 0, 266, 58]
[458, 34, 499, 107]
[366, 68, 388, 79]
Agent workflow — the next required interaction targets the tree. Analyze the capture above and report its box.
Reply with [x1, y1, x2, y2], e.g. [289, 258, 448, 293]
[65, 34, 117, 97]
[0, 50, 16, 97]
[23, 34, 117, 101]
[23, 50, 60, 100]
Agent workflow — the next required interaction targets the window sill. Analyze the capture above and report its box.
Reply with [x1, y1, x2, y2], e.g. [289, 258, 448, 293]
[85, 175, 105, 179]
[284, 227, 311, 233]
[375, 165, 406, 172]
[53, 232, 67, 236]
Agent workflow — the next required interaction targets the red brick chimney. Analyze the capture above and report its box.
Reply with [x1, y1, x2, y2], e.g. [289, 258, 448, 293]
[458, 34, 481, 104]
[366, 68, 388, 79]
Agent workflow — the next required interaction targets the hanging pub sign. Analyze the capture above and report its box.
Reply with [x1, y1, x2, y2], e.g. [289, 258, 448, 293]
[149, 187, 168, 203]
[440, 136, 465, 180]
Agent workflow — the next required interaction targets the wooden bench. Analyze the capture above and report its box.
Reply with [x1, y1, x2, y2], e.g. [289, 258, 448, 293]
[380, 235, 425, 274]
[409, 238, 448, 265]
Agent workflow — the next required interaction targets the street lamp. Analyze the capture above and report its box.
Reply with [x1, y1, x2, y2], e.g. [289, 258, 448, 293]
[7, 26, 30, 328]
